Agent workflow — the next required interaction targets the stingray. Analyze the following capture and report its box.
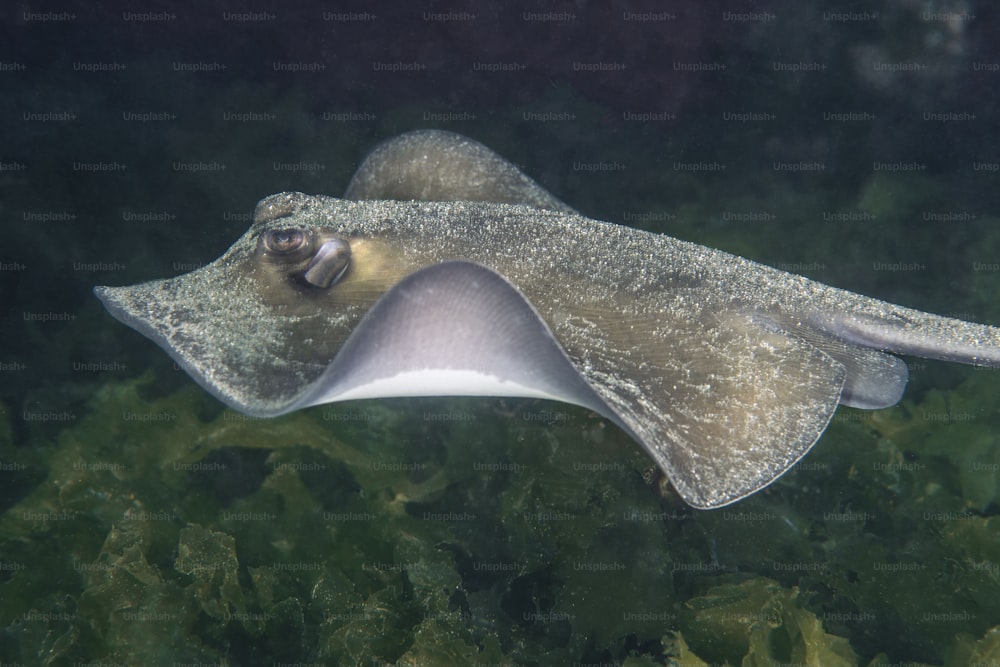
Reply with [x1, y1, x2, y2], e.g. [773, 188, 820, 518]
[95, 130, 1000, 509]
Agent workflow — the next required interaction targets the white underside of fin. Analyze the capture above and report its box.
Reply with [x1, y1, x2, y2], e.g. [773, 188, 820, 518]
[310, 368, 568, 404]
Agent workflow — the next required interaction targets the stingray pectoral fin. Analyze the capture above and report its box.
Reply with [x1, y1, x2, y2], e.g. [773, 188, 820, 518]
[289, 261, 620, 423]
[583, 311, 848, 509]
[293, 263, 850, 509]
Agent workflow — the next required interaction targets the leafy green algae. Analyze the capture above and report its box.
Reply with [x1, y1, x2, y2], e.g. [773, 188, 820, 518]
[2, 365, 999, 665]
[681, 577, 856, 666]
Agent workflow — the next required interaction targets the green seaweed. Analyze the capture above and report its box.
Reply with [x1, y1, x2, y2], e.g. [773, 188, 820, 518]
[2, 353, 1000, 665]
[682, 577, 856, 666]
[945, 626, 1000, 667]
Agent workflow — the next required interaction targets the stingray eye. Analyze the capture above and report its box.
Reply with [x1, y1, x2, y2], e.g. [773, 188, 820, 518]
[262, 228, 309, 254]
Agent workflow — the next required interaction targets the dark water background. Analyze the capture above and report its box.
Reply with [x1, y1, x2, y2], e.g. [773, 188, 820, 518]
[2, 1, 1000, 665]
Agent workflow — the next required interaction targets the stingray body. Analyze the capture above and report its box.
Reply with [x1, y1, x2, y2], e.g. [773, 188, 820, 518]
[95, 130, 1000, 508]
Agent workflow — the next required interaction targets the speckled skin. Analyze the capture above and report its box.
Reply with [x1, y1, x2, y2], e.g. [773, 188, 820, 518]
[95, 131, 1000, 508]
[345, 129, 576, 214]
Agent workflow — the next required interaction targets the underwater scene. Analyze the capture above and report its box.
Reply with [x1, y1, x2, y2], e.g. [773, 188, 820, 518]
[2, 1, 1000, 665]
